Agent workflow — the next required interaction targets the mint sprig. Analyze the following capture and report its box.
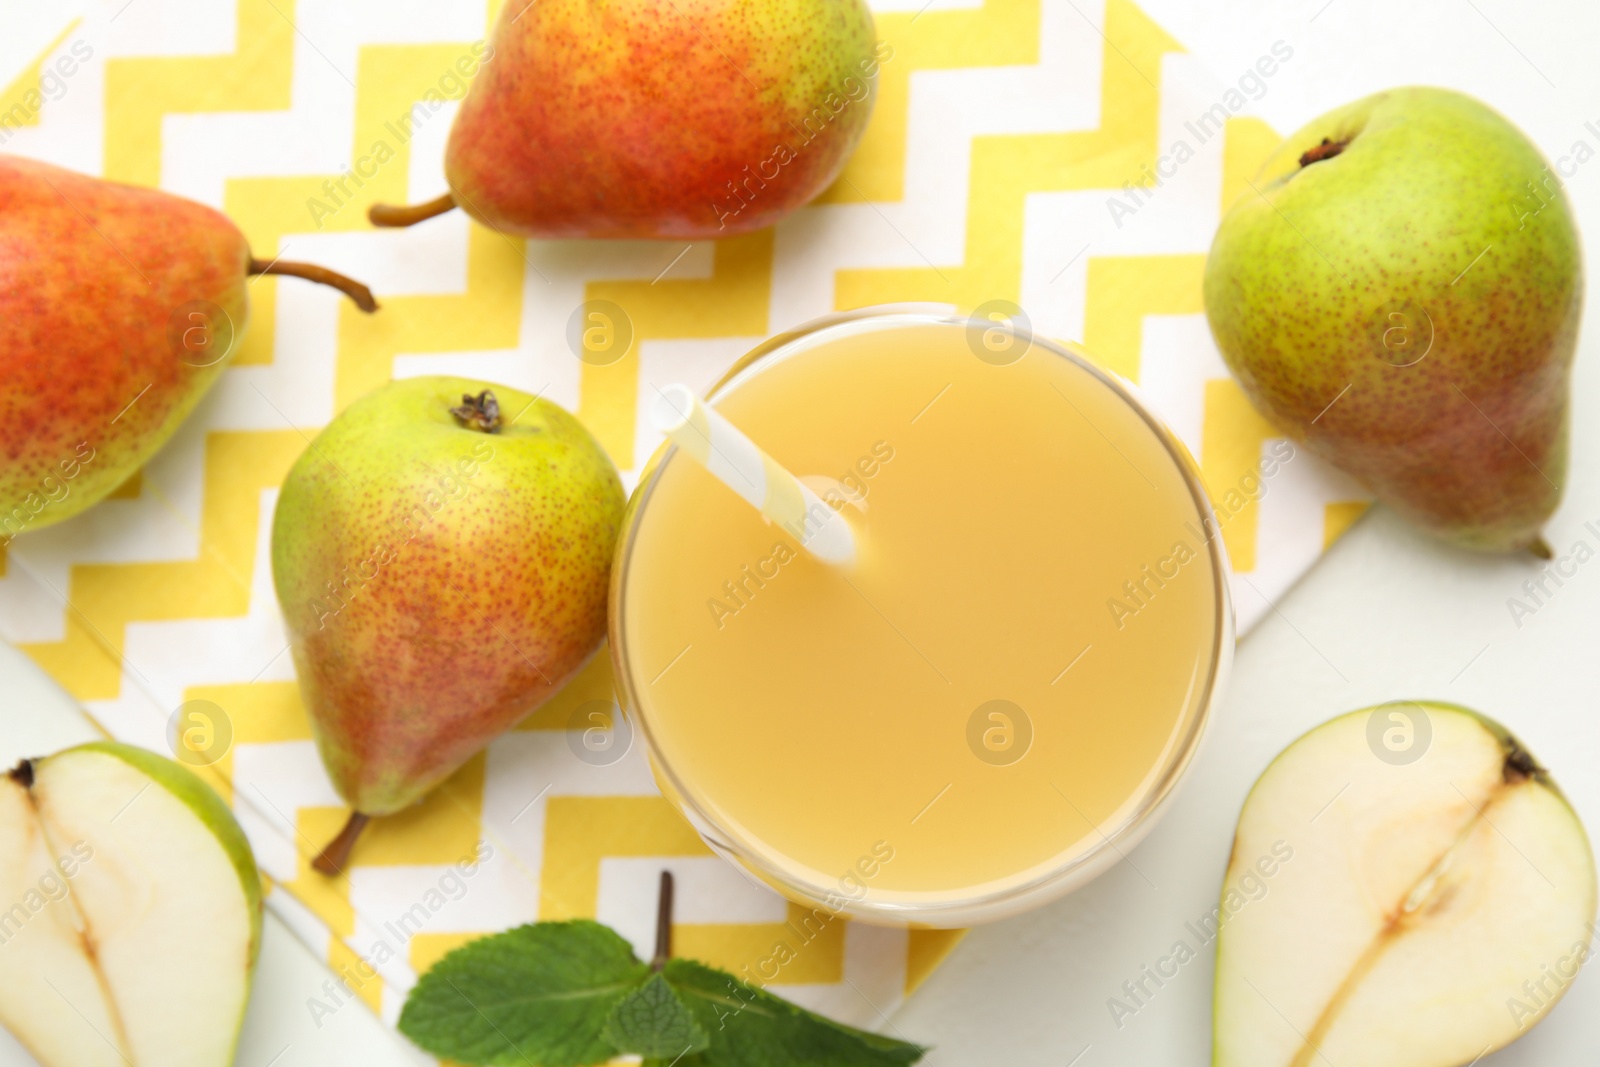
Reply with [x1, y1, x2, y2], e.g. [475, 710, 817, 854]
[398, 872, 926, 1067]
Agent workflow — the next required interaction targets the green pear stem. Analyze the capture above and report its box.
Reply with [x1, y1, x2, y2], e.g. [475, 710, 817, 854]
[248, 257, 378, 313]
[368, 192, 458, 229]
[311, 811, 371, 875]
[651, 870, 674, 972]
[7, 759, 33, 787]
[1529, 536, 1554, 560]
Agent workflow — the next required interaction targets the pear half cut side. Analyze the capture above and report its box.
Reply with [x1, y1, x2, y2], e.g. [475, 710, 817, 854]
[1214, 703, 1597, 1067]
[0, 743, 262, 1067]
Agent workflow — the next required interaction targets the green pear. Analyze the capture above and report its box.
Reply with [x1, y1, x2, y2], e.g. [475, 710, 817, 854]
[0, 742, 262, 1067]
[0, 154, 377, 542]
[367, 0, 880, 238]
[1204, 88, 1582, 555]
[271, 377, 624, 871]
[1213, 703, 1596, 1066]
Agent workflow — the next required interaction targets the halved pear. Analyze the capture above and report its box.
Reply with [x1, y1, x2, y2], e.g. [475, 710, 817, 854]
[1214, 703, 1597, 1067]
[0, 742, 262, 1067]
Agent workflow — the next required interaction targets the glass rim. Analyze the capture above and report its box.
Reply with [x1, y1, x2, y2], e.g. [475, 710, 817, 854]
[608, 305, 1236, 925]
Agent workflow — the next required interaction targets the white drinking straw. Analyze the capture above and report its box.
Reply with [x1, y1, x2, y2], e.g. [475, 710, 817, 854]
[650, 383, 856, 566]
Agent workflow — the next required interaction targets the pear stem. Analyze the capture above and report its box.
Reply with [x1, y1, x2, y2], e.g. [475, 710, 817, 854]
[450, 390, 502, 433]
[368, 192, 458, 229]
[7, 759, 33, 788]
[1529, 536, 1554, 560]
[1298, 137, 1349, 167]
[312, 812, 371, 875]
[650, 870, 674, 972]
[248, 258, 378, 313]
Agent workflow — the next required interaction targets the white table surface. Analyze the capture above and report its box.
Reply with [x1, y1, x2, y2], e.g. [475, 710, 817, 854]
[8, 0, 1600, 1062]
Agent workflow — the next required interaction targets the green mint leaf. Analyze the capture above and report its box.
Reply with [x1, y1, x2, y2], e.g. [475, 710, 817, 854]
[663, 958, 926, 1066]
[397, 920, 650, 1066]
[603, 971, 711, 1058]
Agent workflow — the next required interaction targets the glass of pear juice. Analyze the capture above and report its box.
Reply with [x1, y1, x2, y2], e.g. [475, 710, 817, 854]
[609, 308, 1233, 926]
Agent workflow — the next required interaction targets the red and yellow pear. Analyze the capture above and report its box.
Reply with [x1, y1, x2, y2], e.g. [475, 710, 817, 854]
[0, 155, 376, 540]
[270, 377, 624, 871]
[369, 0, 883, 238]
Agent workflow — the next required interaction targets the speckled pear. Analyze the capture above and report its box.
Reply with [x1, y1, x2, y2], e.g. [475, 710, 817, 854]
[0, 155, 375, 542]
[368, 0, 883, 238]
[1204, 88, 1582, 555]
[271, 377, 624, 872]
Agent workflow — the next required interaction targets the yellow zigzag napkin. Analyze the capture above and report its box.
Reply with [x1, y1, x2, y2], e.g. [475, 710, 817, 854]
[0, 0, 1367, 1041]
